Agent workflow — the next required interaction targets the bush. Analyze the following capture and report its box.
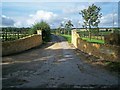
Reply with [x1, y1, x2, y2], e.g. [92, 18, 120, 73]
[30, 21, 51, 42]
[106, 28, 108, 32]
[104, 33, 120, 46]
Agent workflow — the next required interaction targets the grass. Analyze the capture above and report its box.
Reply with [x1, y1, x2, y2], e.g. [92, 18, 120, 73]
[77, 30, 111, 41]
[77, 30, 112, 35]
[75, 48, 120, 73]
[104, 61, 120, 73]
[60, 34, 71, 43]
[81, 37, 105, 44]
[60, 34, 104, 44]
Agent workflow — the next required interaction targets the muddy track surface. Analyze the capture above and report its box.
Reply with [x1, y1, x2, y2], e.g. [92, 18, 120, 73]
[2, 34, 119, 88]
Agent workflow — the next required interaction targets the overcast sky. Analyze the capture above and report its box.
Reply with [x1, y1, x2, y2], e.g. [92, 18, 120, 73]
[1, 0, 119, 28]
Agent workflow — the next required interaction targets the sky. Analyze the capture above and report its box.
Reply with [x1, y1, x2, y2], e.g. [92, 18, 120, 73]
[1, 0, 119, 28]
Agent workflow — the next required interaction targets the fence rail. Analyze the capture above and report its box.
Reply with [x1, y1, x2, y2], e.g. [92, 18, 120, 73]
[77, 29, 114, 40]
[0, 28, 31, 42]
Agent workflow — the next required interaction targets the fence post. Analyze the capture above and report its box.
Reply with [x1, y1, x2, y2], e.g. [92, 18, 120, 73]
[5, 29, 7, 41]
[2, 30, 4, 41]
[18, 31, 19, 39]
[101, 33, 102, 40]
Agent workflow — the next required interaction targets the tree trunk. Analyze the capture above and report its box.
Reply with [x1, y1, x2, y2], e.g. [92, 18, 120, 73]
[88, 22, 91, 40]
[97, 28, 99, 40]
[68, 30, 69, 35]
[85, 28, 87, 38]
[89, 28, 91, 40]
[68, 29, 70, 35]
[64, 29, 65, 34]
[89, 30, 91, 40]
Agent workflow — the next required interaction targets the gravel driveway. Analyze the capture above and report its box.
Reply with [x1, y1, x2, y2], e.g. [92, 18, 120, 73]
[2, 34, 119, 88]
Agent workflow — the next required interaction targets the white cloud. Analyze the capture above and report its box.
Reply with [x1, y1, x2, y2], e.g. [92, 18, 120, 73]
[26, 10, 58, 26]
[1, 10, 64, 28]
[60, 18, 74, 27]
[2, 0, 119, 2]
[2, 10, 118, 28]
[2, 15, 7, 18]
[10, 10, 60, 28]
[63, 5, 86, 14]
[100, 13, 118, 27]
[2, 15, 15, 26]
[14, 21, 22, 27]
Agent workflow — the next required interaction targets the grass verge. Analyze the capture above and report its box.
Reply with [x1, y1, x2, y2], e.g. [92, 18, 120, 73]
[81, 37, 104, 44]
[103, 61, 120, 73]
[60, 34, 71, 43]
[75, 49, 120, 73]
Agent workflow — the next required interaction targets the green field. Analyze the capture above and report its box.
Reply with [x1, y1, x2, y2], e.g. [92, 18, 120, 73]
[60, 34, 71, 43]
[81, 37, 105, 44]
[77, 30, 112, 36]
[60, 34, 104, 44]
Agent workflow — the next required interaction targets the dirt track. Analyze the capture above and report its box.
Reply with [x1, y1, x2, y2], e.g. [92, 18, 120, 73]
[2, 35, 119, 88]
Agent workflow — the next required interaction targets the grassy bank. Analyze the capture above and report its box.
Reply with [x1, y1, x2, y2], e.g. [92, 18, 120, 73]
[81, 37, 105, 44]
[75, 49, 120, 73]
[60, 34, 71, 43]
[104, 61, 120, 73]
